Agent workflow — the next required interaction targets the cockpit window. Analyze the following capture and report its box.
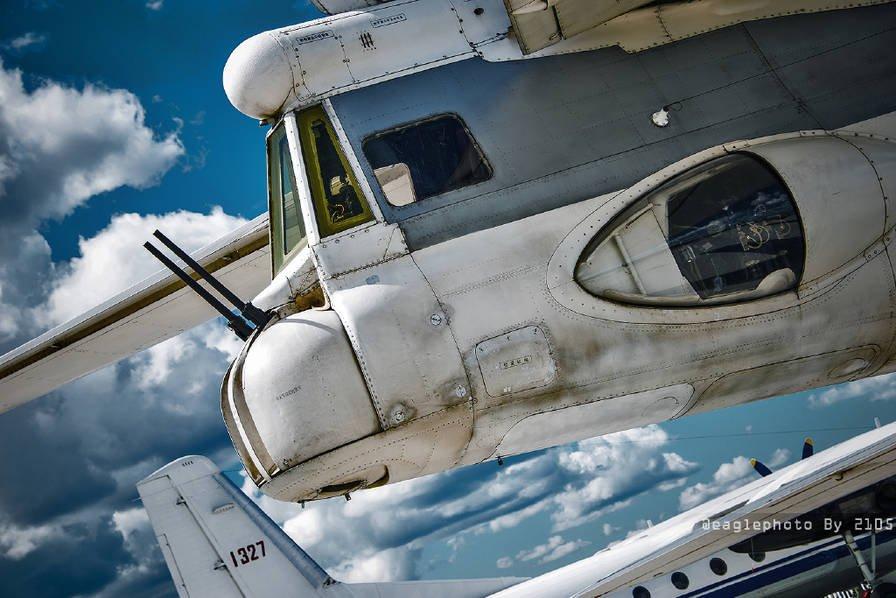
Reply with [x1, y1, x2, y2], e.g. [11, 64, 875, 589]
[297, 105, 373, 237]
[267, 122, 306, 274]
[575, 154, 805, 307]
[362, 114, 492, 206]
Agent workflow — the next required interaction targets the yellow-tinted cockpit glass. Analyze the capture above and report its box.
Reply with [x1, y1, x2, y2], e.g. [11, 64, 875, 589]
[297, 106, 373, 237]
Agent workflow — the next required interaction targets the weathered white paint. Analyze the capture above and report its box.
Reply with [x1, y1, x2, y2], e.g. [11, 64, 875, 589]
[219, 123, 896, 503]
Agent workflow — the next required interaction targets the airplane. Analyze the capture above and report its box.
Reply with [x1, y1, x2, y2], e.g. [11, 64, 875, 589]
[3, 0, 896, 505]
[139, 422, 896, 597]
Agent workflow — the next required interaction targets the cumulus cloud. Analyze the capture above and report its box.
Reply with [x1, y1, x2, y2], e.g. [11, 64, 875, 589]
[678, 448, 789, 510]
[0, 231, 51, 342]
[0, 60, 183, 233]
[42, 207, 246, 325]
[550, 426, 699, 531]
[0, 316, 240, 595]
[0, 40, 258, 598]
[808, 374, 896, 408]
[235, 425, 697, 583]
[0, 60, 184, 346]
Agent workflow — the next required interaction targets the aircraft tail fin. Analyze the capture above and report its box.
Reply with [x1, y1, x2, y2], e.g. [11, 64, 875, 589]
[138, 455, 526, 598]
[137, 455, 334, 598]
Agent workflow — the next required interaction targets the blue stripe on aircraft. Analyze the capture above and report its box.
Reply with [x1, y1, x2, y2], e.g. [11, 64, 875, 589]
[673, 531, 896, 597]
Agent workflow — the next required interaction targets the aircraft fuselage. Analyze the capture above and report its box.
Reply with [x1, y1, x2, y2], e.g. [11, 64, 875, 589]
[220, 2, 896, 502]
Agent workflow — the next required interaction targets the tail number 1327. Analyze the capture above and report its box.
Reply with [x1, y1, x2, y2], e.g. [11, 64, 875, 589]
[230, 540, 266, 567]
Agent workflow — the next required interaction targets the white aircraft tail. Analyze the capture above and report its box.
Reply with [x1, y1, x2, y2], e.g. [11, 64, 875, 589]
[137, 455, 524, 598]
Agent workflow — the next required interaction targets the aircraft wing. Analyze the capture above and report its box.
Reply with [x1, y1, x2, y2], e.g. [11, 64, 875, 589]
[0, 215, 271, 415]
[583, 423, 896, 595]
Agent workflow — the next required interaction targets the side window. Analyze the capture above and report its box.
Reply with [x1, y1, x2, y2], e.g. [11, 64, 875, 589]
[575, 154, 805, 307]
[363, 114, 492, 206]
[267, 123, 306, 274]
[297, 106, 373, 237]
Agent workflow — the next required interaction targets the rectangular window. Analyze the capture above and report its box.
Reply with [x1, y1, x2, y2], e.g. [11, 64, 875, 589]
[363, 114, 492, 207]
[296, 106, 373, 237]
[267, 123, 306, 274]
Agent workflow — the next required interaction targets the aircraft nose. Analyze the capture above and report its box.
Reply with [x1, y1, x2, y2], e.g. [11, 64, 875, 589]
[223, 31, 295, 119]
[221, 309, 381, 484]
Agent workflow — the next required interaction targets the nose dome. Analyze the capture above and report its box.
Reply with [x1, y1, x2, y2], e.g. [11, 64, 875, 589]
[225, 309, 380, 477]
[223, 31, 295, 119]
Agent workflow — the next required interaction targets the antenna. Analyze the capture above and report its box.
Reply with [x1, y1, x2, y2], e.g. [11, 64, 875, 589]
[143, 230, 269, 341]
[151, 230, 270, 328]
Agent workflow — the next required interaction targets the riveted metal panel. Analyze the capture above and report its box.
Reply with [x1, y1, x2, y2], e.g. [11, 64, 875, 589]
[331, 5, 896, 249]
[693, 346, 880, 413]
[475, 325, 557, 397]
[324, 254, 472, 428]
[490, 384, 693, 458]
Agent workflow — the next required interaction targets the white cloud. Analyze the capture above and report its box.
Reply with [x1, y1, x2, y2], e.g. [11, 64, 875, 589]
[41, 207, 247, 325]
[677, 449, 789, 511]
[0, 60, 252, 598]
[0, 60, 184, 345]
[550, 426, 698, 531]
[808, 374, 896, 408]
[485, 499, 550, 534]
[146, 0, 164, 9]
[496, 556, 513, 569]
[0, 231, 50, 341]
[112, 507, 150, 539]
[0, 60, 183, 227]
[232, 425, 697, 583]
[657, 478, 687, 492]
[4, 32, 47, 51]
[330, 547, 420, 583]
[0, 521, 63, 559]
[202, 322, 246, 361]
[679, 456, 753, 511]
[768, 448, 791, 468]
[516, 535, 590, 564]
[134, 334, 196, 391]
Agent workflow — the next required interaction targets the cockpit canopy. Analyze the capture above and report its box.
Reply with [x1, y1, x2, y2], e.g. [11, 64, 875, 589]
[575, 154, 805, 307]
[266, 106, 493, 275]
[267, 106, 375, 274]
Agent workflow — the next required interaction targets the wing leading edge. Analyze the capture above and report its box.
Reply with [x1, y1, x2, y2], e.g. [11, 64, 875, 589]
[0, 214, 271, 414]
[589, 423, 896, 595]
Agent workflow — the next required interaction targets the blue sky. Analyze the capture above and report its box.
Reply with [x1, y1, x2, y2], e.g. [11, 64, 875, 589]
[2, 1, 896, 596]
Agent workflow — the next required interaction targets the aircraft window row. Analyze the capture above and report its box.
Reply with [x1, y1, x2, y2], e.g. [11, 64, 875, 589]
[670, 572, 689, 590]
[297, 106, 374, 237]
[267, 123, 307, 274]
[576, 154, 805, 307]
[630, 557, 732, 596]
[363, 114, 492, 207]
